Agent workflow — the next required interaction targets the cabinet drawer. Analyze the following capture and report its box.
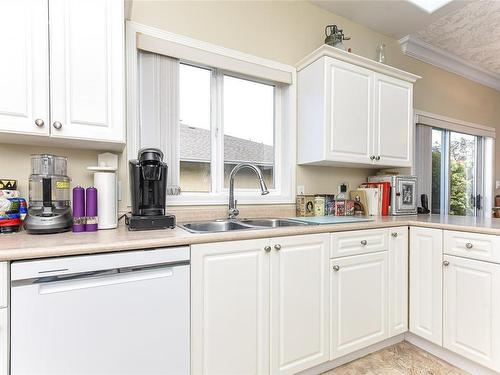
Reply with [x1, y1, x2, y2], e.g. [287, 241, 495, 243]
[331, 229, 388, 258]
[444, 230, 500, 263]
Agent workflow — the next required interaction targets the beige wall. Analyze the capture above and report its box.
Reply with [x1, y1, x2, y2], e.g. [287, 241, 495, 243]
[131, 0, 500, 195]
[2, 1, 500, 216]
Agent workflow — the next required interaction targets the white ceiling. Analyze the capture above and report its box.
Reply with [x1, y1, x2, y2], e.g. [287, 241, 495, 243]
[311, 0, 468, 39]
[312, 0, 500, 90]
[417, 1, 500, 75]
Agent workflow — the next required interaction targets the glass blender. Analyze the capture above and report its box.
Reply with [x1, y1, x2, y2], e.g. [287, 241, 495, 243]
[24, 154, 73, 234]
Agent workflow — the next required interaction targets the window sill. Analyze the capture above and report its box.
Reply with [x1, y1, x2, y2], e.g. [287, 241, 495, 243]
[165, 191, 294, 206]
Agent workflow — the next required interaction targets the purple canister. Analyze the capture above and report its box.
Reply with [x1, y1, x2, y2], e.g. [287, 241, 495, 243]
[72, 186, 85, 232]
[85, 187, 98, 232]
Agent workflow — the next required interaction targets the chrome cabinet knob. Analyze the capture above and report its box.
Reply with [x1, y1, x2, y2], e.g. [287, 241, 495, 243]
[34, 119, 44, 127]
[370, 155, 375, 160]
[332, 265, 340, 271]
[274, 244, 281, 251]
[443, 260, 450, 267]
[360, 240, 367, 246]
[52, 121, 62, 130]
[375, 155, 381, 161]
[264, 246, 271, 253]
[465, 242, 473, 249]
[391, 232, 398, 238]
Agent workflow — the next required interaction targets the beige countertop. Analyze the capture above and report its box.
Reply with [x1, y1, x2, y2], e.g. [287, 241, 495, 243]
[2, 214, 500, 261]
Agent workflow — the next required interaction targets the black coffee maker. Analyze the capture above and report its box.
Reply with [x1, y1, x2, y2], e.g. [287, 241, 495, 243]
[127, 148, 176, 231]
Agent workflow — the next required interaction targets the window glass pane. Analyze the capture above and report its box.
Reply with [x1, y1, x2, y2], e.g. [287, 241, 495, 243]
[431, 129, 443, 214]
[222, 75, 275, 189]
[179, 64, 211, 192]
[449, 131, 477, 216]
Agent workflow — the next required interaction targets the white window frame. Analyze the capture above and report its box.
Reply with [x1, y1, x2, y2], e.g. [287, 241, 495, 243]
[126, 21, 296, 206]
[413, 110, 495, 218]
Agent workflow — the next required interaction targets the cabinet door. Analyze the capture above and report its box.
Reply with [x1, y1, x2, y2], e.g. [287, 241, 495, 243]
[49, 0, 124, 142]
[331, 251, 388, 358]
[191, 239, 270, 375]
[0, 309, 7, 375]
[270, 234, 330, 375]
[0, 0, 49, 135]
[326, 58, 374, 164]
[373, 74, 412, 167]
[388, 227, 408, 337]
[443, 255, 500, 372]
[409, 227, 443, 345]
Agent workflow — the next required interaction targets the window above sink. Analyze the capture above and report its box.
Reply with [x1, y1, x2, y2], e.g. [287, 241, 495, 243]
[126, 22, 296, 206]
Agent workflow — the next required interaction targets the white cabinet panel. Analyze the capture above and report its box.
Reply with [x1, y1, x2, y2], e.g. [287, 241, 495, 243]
[49, 0, 124, 142]
[0, 263, 7, 310]
[443, 255, 500, 372]
[373, 74, 412, 167]
[191, 239, 270, 375]
[270, 234, 330, 375]
[297, 50, 417, 168]
[388, 227, 408, 337]
[327, 58, 373, 164]
[331, 251, 389, 359]
[0, 0, 49, 135]
[409, 227, 443, 346]
[0, 309, 7, 375]
[444, 230, 500, 264]
[331, 228, 388, 258]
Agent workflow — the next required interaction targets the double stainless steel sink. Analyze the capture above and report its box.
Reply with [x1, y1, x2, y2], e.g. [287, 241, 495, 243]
[180, 218, 313, 233]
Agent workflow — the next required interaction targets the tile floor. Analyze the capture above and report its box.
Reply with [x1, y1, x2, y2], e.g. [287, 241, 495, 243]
[323, 341, 469, 375]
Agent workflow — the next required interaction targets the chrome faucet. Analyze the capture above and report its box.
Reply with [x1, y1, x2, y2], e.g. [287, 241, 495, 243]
[228, 163, 269, 219]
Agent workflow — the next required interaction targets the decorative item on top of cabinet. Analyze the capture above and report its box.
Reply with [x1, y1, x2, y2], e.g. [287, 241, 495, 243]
[0, 0, 125, 151]
[296, 45, 420, 168]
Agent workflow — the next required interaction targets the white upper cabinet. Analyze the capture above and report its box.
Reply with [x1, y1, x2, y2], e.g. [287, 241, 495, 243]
[0, 0, 124, 149]
[49, 0, 124, 143]
[374, 74, 413, 167]
[327, 60, 373, 164]
[297, 45, 419, 168]
[0, 0, 49, 136]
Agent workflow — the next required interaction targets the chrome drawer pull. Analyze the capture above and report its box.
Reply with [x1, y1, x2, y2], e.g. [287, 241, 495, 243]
[332, 265, 340, 271]
[465, 242, 473, 249]
[360, 240, 367, 246]
[443, 260, 450, 267]
[264, 246, 271, 253]
[391, 232, 398, 238]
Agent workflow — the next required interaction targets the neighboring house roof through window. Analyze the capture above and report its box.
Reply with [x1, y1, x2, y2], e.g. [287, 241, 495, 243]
[180, 123, 274, 165]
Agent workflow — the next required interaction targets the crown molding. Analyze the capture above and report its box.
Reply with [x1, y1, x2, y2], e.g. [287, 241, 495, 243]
[399, 35, 500, 91]
[296, 44, 420, 83]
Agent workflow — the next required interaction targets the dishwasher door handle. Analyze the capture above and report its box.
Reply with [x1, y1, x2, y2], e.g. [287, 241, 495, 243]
[38, 267, 175, 295]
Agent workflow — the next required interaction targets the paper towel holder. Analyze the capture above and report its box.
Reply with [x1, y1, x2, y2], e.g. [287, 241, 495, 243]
[87, 153, 118, 230]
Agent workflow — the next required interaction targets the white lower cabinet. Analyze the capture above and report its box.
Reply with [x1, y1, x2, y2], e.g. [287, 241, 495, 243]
[330, 251, 389, 358]
[409, 227, 443, 346]
[191, 234, 330, 375]
[0, 308, 7, 375]
[388, 227, 408, 336]
[443, 255, 500, 372]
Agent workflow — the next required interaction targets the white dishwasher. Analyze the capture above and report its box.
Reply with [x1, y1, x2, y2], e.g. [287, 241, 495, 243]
[10, 246, 190, 375]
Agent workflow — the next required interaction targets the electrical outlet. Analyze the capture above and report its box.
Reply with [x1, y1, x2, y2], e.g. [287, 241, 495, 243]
[297, 185, 305, 195]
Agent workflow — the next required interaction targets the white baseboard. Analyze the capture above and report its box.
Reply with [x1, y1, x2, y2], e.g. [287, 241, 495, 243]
[405, 333, 498, 375]
[298, 334, 405, 375]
